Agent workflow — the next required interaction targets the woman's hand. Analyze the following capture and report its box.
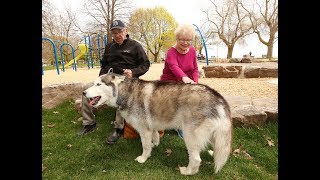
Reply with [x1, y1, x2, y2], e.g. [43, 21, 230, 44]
[182, 76, 196, 84]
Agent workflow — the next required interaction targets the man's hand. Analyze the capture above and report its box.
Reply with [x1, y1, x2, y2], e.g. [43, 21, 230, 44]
[123, 69, 133, 78]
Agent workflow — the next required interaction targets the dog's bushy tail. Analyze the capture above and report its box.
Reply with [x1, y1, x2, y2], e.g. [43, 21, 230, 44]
[211, 119, 232, 173]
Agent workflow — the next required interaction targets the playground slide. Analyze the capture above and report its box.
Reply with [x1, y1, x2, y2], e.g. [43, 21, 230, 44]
[64, 43, 88, 68]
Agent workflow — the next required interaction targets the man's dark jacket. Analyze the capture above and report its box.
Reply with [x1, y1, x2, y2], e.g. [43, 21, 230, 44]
[99, 36, 150, 78]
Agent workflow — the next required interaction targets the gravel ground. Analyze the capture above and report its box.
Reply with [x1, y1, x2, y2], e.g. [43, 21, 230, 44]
[42, 62, 278, 100]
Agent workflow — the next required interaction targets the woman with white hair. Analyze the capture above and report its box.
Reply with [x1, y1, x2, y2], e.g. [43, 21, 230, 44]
[160, 24, 199, 137]
[160, 24, 199, 84]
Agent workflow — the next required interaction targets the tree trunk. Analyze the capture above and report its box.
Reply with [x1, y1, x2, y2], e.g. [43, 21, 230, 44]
[227, 45, 234, 59]
[154, 53, 159, 63]
[267, 44, 273, 60]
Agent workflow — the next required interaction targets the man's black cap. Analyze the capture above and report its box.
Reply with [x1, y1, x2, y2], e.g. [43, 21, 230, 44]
[110, 20, 126, 30]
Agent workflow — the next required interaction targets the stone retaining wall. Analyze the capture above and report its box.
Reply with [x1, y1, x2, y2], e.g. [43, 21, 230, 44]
[203, 64, 278, 78]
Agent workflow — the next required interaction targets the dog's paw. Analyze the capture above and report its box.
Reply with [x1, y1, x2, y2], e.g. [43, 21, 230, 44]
[135, 156, 147, 163]
[179, 167, 198, 175]
[152, 131, 160, 147]
[179, 167, 189, 175]
[179, 166, 198, 175]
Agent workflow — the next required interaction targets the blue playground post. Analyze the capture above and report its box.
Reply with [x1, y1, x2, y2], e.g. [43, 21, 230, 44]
[60, 43, 76, 72]
[192, 24, 209, 65]
[103, 34, 108, 66]
[83, 34, 90, 69]
[103, 34, 107, 48]
[87, 34, 94, 68]
[42, 37, 60, 75]
[97, 33, 102, 66]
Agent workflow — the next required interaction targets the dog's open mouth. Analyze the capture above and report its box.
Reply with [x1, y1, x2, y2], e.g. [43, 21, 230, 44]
[89, 96, 101, 106]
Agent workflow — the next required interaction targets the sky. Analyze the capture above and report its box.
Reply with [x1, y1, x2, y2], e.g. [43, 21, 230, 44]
[50, 0, 278, 58]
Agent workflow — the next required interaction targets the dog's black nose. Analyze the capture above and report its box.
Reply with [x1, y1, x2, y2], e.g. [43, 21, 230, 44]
[82, 91, 86, 96]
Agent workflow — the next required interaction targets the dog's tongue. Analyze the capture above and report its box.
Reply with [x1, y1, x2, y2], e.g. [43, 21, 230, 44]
[89, 97, 100, 106]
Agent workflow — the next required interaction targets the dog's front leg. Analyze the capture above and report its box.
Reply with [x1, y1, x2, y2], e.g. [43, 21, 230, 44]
[135, 129, 153, 163]
[152, 130, 160, 147]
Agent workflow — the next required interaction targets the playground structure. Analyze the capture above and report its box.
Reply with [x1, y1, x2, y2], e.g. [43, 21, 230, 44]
[63, 43, 88, 68]
[42, 33, 108, 75]
[42, 25, 209, 75]
[193, 24, 209, 65]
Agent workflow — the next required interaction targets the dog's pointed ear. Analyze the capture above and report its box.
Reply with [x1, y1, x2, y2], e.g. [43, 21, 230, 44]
[113, 74, 126, 85]
[118, 75, 126, 82]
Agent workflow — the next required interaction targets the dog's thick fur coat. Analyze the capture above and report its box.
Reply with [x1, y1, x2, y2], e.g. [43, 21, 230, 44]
[83, 73, 233, 175]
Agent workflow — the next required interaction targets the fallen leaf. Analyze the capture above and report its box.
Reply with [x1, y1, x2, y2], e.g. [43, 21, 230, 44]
[53, 111, 59, 114]
[67, 144, 72, 149]
[233, 148, 241, 156]
[266, 137, 275, 147]
[242, 150, 253, 159]
[42, 164, 46, 172]
[175, 165, 181, 171]
[165, 148, 172, 156]
[47, 123, 55, 128]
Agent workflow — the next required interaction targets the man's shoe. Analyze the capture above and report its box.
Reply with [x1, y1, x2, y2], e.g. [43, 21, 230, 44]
[77, 123, 97, 135]
[74, 99, 82, 113]
[106, 128, 123, 145]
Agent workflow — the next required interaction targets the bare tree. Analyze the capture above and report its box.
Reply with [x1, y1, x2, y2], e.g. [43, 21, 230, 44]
[42, 0, 62, 65]
[42, 0, 59, 37]
[203, 0, 253, 59]
[240, 0, 278, 59]
[42, 0, 84, 65]
[82, 0, 133, 43]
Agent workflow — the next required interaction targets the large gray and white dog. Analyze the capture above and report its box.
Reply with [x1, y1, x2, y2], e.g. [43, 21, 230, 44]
[83, 73, 233, 175]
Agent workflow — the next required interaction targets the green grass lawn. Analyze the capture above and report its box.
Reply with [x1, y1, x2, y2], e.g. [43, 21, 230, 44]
[42, 100, 278, 179]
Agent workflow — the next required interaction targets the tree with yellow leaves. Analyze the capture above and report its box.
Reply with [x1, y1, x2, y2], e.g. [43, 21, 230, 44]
[128, 6, 177, 63]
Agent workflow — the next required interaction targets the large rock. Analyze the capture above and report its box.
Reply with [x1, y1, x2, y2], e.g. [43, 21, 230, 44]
[203, 66, 242, 78]
[231, 105, 267, 127]
[203, 63, 278, 78]
[252, 97, 278, 122]
[240, 55, 252, 63]
[225, 96, 278, 127]
[244, 66, 278, 78]
[42, 83, 85, 109]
